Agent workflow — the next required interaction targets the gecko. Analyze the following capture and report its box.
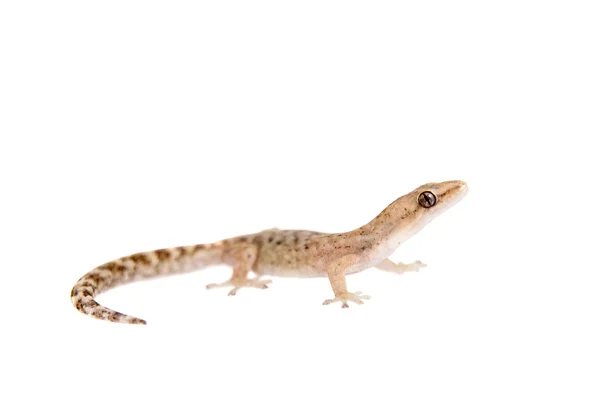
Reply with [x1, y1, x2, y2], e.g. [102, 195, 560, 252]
[71, 180, 468, 324]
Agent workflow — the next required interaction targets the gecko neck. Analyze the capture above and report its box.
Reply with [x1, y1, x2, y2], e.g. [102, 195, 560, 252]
[347, 199, 420, 253]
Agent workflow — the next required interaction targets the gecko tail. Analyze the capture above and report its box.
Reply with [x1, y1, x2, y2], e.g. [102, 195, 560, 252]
[71, 243, 224, 325]
[72, 295, 147, 325]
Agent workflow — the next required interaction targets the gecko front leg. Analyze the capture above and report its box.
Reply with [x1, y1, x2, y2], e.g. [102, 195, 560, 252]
[375, 258, 427, 274]
[322, 255, 371, 308]
[206, 244, 271, 296]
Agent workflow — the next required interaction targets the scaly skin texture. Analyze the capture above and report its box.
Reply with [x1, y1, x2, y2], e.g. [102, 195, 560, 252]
[71, 180, 468, 324]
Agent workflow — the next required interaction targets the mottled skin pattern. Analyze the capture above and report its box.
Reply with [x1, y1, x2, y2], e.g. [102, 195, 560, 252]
[71, 180, 468, 324]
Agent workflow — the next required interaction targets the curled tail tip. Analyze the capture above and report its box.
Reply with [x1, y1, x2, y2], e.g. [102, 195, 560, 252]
[88, 309, 148, 325]
[128, 317, 148, 325]
[95, 310, 148, 325]
[71, 294, 148, 325]
[91, 311, 148, 325]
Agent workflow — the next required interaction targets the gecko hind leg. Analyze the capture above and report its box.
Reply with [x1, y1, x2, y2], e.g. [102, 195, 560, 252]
[375, 259, 427, 274]
[205, 243, 271, 296]
[206, 278, 272, 296]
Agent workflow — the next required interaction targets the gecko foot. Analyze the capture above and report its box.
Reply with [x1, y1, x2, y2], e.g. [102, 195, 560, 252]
[399, 260, 427, 273]
[322, 291, 371, 308]
[376, 259, 427, 274]
[206, 278, 272, 296]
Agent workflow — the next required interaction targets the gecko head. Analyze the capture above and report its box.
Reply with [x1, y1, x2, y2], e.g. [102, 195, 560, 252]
[388, 180, 468, 241]
[412, 180, 468, 217]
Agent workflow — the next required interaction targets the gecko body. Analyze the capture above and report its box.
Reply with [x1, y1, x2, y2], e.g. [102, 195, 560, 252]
[71, 180, 468, 324]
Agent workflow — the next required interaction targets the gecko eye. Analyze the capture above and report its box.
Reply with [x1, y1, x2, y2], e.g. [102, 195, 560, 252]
[418, 191, 437, 208]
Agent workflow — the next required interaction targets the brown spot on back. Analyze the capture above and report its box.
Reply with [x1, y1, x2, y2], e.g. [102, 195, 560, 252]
[155, 249, 171, 261]
[194, 244, 206, 252]
[176, 246, 193, 258]
[129, 253, 151, 264]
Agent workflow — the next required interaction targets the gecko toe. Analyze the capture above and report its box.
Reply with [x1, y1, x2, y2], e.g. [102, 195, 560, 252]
[323, 291, 370, 308]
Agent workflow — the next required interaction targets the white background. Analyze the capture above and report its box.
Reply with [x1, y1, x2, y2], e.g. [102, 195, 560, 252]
[1, 1, 599, 399]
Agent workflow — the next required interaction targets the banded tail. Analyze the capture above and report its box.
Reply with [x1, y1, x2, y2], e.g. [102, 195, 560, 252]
[70, 243, 224, 324]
